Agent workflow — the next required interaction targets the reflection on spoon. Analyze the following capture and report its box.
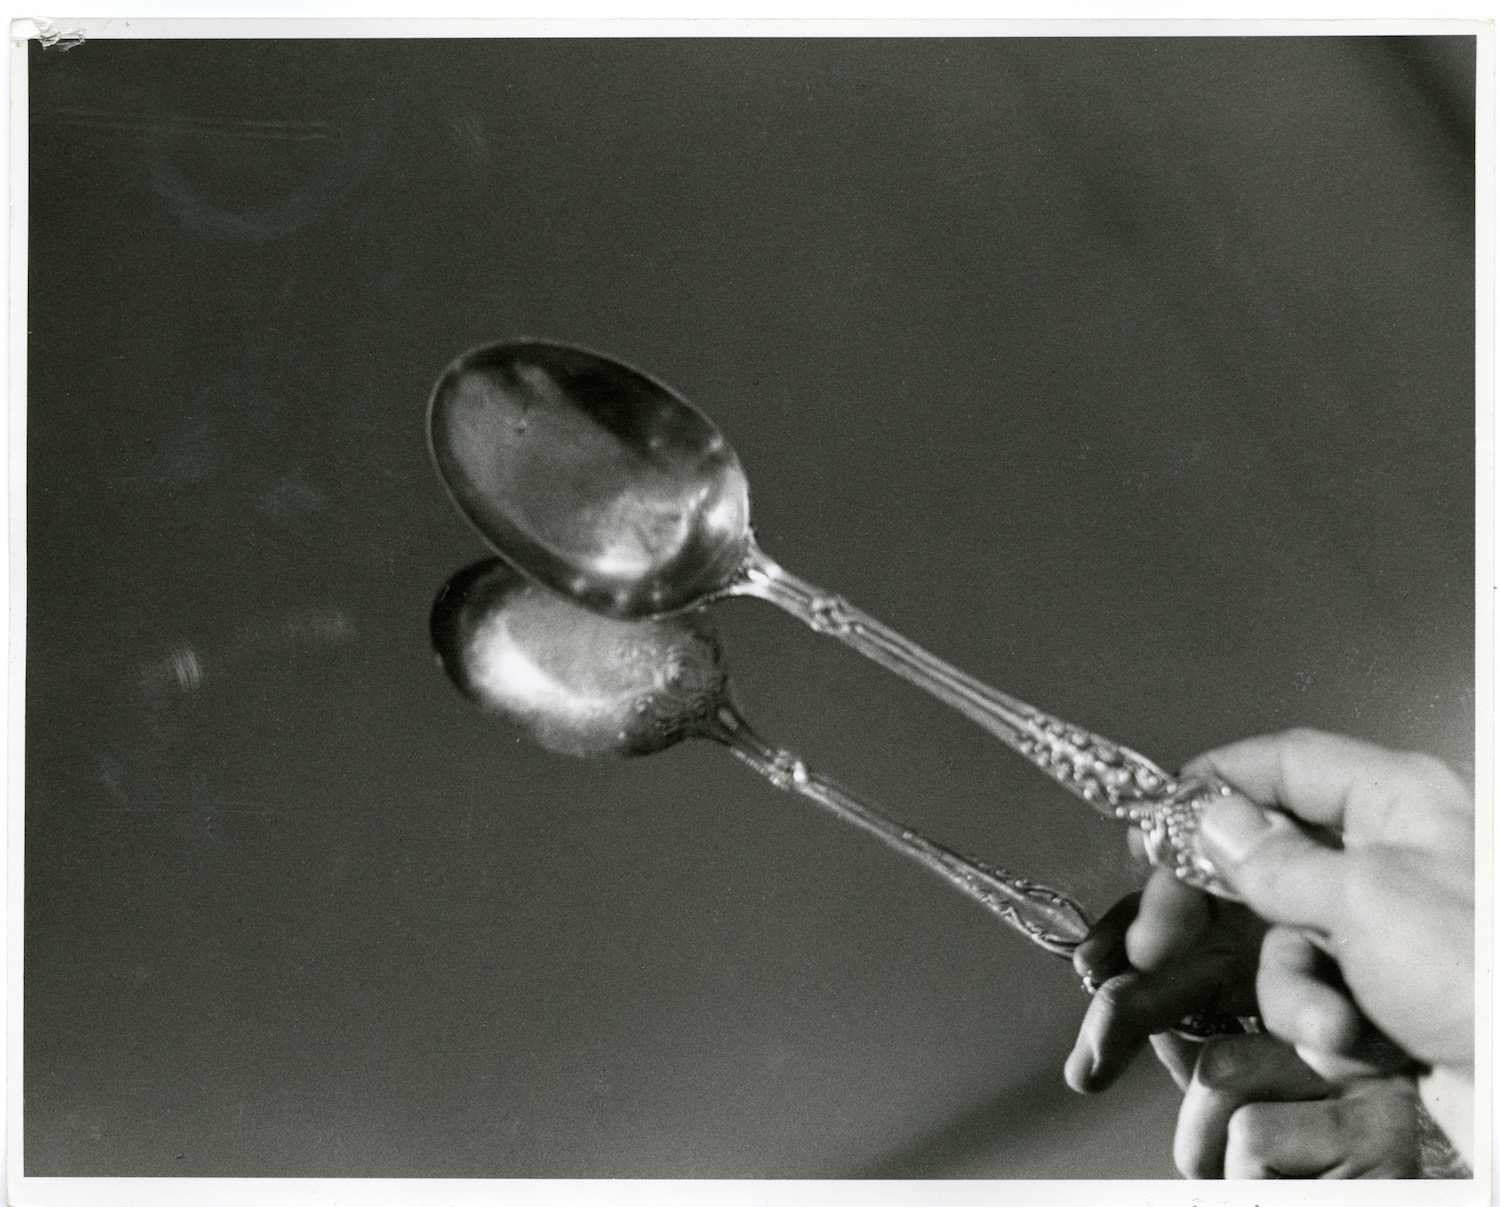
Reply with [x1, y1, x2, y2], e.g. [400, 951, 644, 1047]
[428, 340, 1244, 897]
[430, 558, 1093, 958]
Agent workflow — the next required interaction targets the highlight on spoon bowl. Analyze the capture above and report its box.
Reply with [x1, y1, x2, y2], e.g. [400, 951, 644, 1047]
[429, 557, 1099, 960]
[428, 340, 753, 619]
[424, 340, 1250, 899]
[431, 557, 729, 758]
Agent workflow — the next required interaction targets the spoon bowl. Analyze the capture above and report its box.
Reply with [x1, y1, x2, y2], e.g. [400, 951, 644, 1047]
[431, 559, 1250, 1034]
[430, 558, 1098, 958]
[431, 554, 729, 758]
[429, 340, 752, 619]
[428, 339, 1254, 899]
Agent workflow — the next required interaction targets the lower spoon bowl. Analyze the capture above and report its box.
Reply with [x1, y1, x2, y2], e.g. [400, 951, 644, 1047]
[427, 340, 1248, 896]
[430, 557, 1094, 958]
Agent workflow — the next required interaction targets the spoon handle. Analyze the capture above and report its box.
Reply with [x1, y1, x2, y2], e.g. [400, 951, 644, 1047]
[705, 705, 1093, 958]
[705, 705, 1251, 1040]
[732, 542, 1237, 898]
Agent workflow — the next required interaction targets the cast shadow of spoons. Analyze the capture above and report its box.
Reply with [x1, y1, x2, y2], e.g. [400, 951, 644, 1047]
[429, 557, 1093, 959]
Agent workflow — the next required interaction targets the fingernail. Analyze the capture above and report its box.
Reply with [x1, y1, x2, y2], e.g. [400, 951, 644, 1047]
[1198, 796, 1274, 865]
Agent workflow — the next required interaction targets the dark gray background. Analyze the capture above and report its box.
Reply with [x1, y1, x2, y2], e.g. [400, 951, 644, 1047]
[25, 36, 1474, 1178]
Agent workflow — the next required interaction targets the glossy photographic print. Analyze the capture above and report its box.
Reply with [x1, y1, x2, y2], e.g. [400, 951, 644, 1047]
[11, 24, 1484, 1204]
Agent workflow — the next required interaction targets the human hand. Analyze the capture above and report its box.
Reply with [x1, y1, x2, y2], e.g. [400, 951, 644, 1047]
[1066, 728, 1473, 1168]
[1190, 729, 1474, 1079]
[1065, 884, 1264, 1093]
[1068, 896, 1433, 1179]
[1070, 860, 1410, 1096]
[1169, 1031, 1420, 1179]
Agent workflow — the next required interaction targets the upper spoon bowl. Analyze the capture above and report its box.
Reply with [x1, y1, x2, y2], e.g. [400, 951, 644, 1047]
[427, 339, 1256, 900]
[429, 339, 752, 618]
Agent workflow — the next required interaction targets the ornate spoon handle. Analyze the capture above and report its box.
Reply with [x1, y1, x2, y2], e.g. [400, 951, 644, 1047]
[733, 541, 1238, 898]
[702, 705, 1247, 1039]
[703, 704, 1093, 957]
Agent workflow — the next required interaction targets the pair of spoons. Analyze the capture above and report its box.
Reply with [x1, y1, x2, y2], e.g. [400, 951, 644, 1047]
[426, 339, 1258, 1037]
[428, 339, 1250, 897]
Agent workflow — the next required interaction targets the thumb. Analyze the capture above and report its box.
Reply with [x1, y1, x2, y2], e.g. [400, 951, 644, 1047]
[1197, 794, 1346, 932]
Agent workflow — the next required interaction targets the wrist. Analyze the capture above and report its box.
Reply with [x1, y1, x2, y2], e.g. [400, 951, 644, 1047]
[1419, 1064, 1474, 1169]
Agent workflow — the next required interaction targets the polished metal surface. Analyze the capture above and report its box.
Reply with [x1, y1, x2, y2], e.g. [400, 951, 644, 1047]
[429, 341, 752, 619]
[431, 557, 1096, 958]
[430, 555, 729, 758]
[430, 341, 1252, 896]
[27, 37, 1471, 1180]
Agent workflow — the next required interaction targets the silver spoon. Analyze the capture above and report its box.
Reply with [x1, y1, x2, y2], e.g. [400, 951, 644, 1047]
[428, 339, 1245, 897]
[431, 557, 1246, 1039]
[431, 557, 1093, 958]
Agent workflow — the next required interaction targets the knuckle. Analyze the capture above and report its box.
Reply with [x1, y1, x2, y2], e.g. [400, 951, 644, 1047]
[1194, 1036, 1253, 1091]
[1396, 750, 1469, 804]
[1171, 1109, 1214, 1181]
[1227, 854, 1277, 903]
[1326, 1097, 1351, 1132]
[1172, 1139, 1204, 1180]
[1277, 727, 1333, 765]
[1340, 850, 1385, 918]
[1257, 996, 1297, 1048]
[1298, 997, 1356, 1054]
[1362, 1082, 1417, 1138]
[1259, 922, 1297, 963]
[1226, 1102, 1274, 1152]
[1257, 991, 1304, 1049]
[1397, 749, 1451, 782]
[1092, 975, 1136, 1016]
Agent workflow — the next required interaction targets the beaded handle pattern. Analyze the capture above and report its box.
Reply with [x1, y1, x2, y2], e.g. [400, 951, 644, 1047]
[736, 544, 1243, 898]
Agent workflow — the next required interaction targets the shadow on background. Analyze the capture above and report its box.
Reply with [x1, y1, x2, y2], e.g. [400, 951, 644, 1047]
[858, 1055, 1181, 1179]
